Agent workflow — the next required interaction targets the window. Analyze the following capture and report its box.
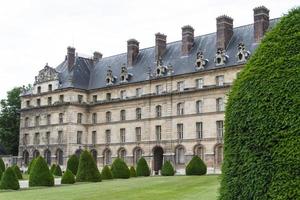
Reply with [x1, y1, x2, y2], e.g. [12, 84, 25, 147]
[37, 99, 41, 107]
[135, 127, 141, 142]
[34, 132, 40, 145]
[216, 98, 224, 112]
[105, 130, 111, 143]
[48, 84, 52, 92]
[177, 81, 184, 91]
[155, 85, 162, 95]
[216, 120, 224, 138]
[35, 116, 40, 126]
[47, 97, 52, 105]
[92, 113, 97, 124]
[47, 114, 51, 125]
[78, 95, 83, 103]
[106, 111, 111, 122]
[120, 90, 126, 99]
[59, 95, 64, 103]
[46, 132, 50, 144]
[24, 117, 29, 128]
[120, 128, 126, 143]
[196, 100, 203, 114]
[196, 78, 204, 89]
[120, 110, 126, 121]
[177, 103, 184, 115]
[104, 149, 112, 165]
[155, 125, 161, 141]
[58, 131, 63, 144]
[177, 124, 184, 139]
[176, 146, 185, 164]
[106, 93, 111, 100]
[216, 75, 224, 86]
[77, 131, 82, 144]
[118, 149, 126, 160]
[195, 145, 204, 160]
[77, 113, 83, 124]
[92, 131, 96, 145]
[37, 86, 41, 94]
[59, 113, 64, 124]
[92, 95, 97, 103]
[26, 100, 30, 107]
[156, 105, 162, 118]
[196, 122, 203, 139]
[136, 108, 141, 120]
[134, 148, 143, 165]
[23, 134, 29, 145]
[136, 88, 142, 97]
[215, 145, 223, 167]
[56, 149, 64, 165]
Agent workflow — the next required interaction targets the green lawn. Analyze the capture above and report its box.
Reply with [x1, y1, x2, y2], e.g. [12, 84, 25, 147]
[0, 175, 220, 200]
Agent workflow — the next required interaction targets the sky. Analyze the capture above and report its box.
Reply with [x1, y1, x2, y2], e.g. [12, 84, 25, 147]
[0, 0, 299, 100]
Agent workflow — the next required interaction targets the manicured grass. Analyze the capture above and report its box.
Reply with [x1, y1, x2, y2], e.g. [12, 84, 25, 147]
[0, 175, 219, 200]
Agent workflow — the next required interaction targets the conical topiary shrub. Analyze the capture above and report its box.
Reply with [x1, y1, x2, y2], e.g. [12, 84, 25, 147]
[76, 150, 101, 182]
[61, 169, 75, 184]
[0, 167, 20, 190]
[161, 161, 175, 176]
[50, 164, 56, 174]
[136, 157, 150, 177]
[27, 159, 36, 174]
[53, 164, 62, 176]
[12, 165, 23, 179]
[186, 156, 207, 175]
[220, 8, 300, 200]
[0, 167, 3, 180]
[130, 166, 137, 177]
[0, 157, 5, 172]
[111, 158, 130, 179]
[29, 156, 54, 187]
[101, 165, 113, 180]
[66, 154, 79, 175]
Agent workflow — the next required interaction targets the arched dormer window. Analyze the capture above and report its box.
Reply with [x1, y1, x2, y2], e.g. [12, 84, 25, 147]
[236, 43, 251, 62]
[120, 64, 132, 83]
[155, 57, 167, 77]
[214, 48, 229, 66]
[195, 51, 209, 70]
[106, 68, 116, 85]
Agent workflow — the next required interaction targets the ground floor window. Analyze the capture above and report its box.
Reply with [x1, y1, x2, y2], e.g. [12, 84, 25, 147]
[175, 146, 185, 164]
[103, 149, 112, 165]
[56, 149, 63, 165]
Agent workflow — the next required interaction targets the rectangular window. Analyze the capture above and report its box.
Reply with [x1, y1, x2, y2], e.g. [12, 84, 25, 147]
[177, 103, 184, 115]
[48, 84, 52, 92]
[35, 116, 40, 126]
[36, 99, 41, 107]
[46, 132, 50, 144]
[106, 93, 111, 100]
[216, 98, 224, 112]
[135, 127, 141, 142]
[155, 85, 162, 95]
[26, 100, 30, 107]
[136, 108, 141, 120]
[196, 122, 203, 139]
[92, 95, 97, 103]
[120, 110, 126, 121]
[37, 86, 41, 94]
[34, 132, 40, 145]
[155, 125, 161, 141]
[78, 95, 83, 103]
[92, 131, 96, 145]
[77, 113, 82, 124]
[177, 81, 184, 92]
[59, 95, 64, 103]
[47, 97, 52, 105]
[77, 131, 82, 144]
[59, 113, 64, 124]
[120, 128, 126, 143]
[177, 124, 184, 139]
[58, 131, 63, 144]
[120, 90, 126, 99]
[92, 113, 97, 124]
[216, 121, 224, 138]
[136, 88, 142, 97]
[24, 117, 29, 128]
[196, 100, 203, 114]
[216, 75, 224, 86]
[196, 78, 204, 89]
[106, 112, 111, 122]
[105, 130, 111, 143]
[23, 134, 29, 145]
[47, 114, 51, 125]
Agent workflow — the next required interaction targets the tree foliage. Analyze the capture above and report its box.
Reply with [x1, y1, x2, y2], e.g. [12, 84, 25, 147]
[130, 166, 137, 177]
[0, 167, 20, 190]
[50, 164, 56, 174]
[29, 156, 54, 187]
[53, 164, 62, 176]
[12, 165, 23, 179]
[219, 8, 300, 200]
[111, 158, 130, 179]
[136, 157, 150, 177]
[27, 158, 36, 174]
[0, 157, 5, 172]
[161, 161, 175, 176]
[66, 154, 79, 175]
[61, 169, 75, 184]
[101, 165, 113, 180]
[186, 156, 207, 176]
[76, 150, 101, 182]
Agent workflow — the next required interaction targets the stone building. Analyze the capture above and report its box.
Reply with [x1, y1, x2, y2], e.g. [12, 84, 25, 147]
[18, 6, 277, 174]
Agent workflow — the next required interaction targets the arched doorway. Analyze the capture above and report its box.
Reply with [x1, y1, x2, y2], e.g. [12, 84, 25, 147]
[44, 149, 51, 165]
[103, 148, 112, 165]
[153, 146, 164, 174]
[175, 145, 185, 164]
[194, 144, 204, 160]
[56, 149, 63, 165]
[133, 147, 143, 165]
[23, 150, 29, 166]
[33, 149, 40, 159]
[118, 148, 126, 161]
[90, 149, 97, 163]
[75, 149, 83, 158]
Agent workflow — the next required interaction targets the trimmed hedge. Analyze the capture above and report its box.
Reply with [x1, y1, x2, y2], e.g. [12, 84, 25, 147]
[130, 166, 137, 177]
[66, 154, 79, 175]
[76, 150, 101, 182]
[27, 159, 36, 174]
[186, 156, 207, 176]
[219, 8, 300, 200]
[0, 167, 3, 180]
[29, 156, 54, 187]
[12, 165, 23, 179]
[161, 161, 175, 176]
[111, 158, 130, 179]
[53, 164, 62, 176]
[136, 157, 150, 177]
[61, 169, 75, 184]
[0, 167, 20, 190]
[0, 157, 5, 172]
[50, 164, 56, 174]
[101, 165, 113, 180]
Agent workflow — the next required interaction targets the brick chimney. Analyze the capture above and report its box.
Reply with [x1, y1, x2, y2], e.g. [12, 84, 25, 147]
[127, 39, 139, 67]
[216, 15, 233, 50]
[181, 25, 194, 56]
[93, 51, 102, 63]
[155, 33, 167, 60]
[254, 6, 269, 42]
[67, 46, 75, 70]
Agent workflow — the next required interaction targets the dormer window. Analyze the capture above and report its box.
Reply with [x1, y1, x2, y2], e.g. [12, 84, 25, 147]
[155, 57, 167, 77]
[120, 64, 132, 83]
[214, 48, 229, 66]
[237, 43, 251, 62]
[106, 68, 116, 85]
[37, 86, 41, 94]
[195, 51, 209, 70]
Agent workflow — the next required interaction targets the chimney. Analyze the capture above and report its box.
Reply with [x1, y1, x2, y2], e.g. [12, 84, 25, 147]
[216, 15, 233, 50]
[93, 51, 102, 63]
[67, 46, 75, 70]
[155, 33, 167, 60]
[181, 25, 194, 56]
[127, 39, 139, 67]
[254, 6, 269, 42]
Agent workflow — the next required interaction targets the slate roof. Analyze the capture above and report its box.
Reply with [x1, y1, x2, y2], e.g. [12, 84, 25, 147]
[54, 18, 279, 91]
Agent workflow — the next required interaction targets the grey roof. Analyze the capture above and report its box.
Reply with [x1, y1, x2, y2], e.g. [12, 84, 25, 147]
[54, 18, 279, 91]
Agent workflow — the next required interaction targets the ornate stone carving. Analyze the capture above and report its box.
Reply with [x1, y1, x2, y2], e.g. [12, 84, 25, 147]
[106, 67, 117, 85]
[120, 64, 132, 83]
[195, 51, 209, 70]
[236, 43, 251, 62]
[34, 64, 59, 84]
[214, 48, 229, 66]
[155, 57, 168, 77]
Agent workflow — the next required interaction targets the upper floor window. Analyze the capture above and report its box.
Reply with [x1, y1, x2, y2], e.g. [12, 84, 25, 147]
[106, 93, 111, 100]
[92, 95, 97, 103]
[78, 95, 83, 103]
[177, 123, 184, 139]
[92, 131, 97, 145]
[48, 84, 52, 92]
[34, 132, 40, 145]
[155, 85, 163, 95]
[92, 113, 97, 124]
[47, 114, 51, 125]
[155, 125, 161, 141]
[106, 111, 111, 122]
[58, 131, 63, 144]
[37, 86, 41, 94]
[24, 117, 29, 128]
[216, 75, 224, 86]
[26, 100, 30, 107]
[35, 116, 40, 126]
[136, 108, 142, 120]
[136, 88, 142, 97]
[216, 98, 224, 112]
[46, 132, 50, 144]
[59, 113, 64, 124]
[216, 120, 224, 138]
[105, 129, 111, 143]
[120, 128, 126, 143]
[177, 103, 184, 115]
[120, 110, 126, 121]
[196, 78, 204, 89]
[36, 99, 41, 107]
[120, 90, 126, 99]
[177, 81, 185, 92]
[196, 122, 203, 139]
[156, 105, 162, 118]
[196, 100, 203, 114]
[77, 113, 83, 124]
[47, 97, 52, 105]
[77, 131, 82, 144]
[23, 133, 29, 145]
[135, 127, 141, 142]
[59, 95, 64, 103]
